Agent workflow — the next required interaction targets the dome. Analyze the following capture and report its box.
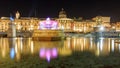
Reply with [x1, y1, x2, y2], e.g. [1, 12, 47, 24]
[59, 8, 66, 15]
[59, 8, 67, 18]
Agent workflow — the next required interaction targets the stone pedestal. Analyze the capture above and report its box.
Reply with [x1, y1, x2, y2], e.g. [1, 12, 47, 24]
[7, 21, 16, 37]
[32, 30, 65, 41]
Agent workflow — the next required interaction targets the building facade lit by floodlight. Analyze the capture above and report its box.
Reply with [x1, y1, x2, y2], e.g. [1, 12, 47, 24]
[0, 9, 112, 33]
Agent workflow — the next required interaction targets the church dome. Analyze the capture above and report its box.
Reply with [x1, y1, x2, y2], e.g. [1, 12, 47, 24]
[59, 8, 67, 18]
[59, 8, 66, 15]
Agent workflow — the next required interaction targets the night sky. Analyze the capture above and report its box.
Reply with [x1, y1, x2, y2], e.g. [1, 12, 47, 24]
[0, 0, 120, 22]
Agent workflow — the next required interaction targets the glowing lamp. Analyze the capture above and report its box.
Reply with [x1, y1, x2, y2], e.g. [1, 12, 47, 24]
[99, 26, 104, 31]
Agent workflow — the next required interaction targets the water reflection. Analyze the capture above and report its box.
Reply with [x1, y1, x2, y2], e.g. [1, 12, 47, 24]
[9, 38, 16, 59]
[64, 37, 120, 56]
[0, 37, 120, 62]
[0, 38, 63, 61]
[10, 48, 15, 59]
[39, 48, 58, 62]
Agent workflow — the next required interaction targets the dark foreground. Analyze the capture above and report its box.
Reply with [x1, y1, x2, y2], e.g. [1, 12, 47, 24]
[0, 51, 120, 68]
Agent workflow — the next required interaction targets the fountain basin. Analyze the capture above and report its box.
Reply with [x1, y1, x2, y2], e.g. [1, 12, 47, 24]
[32, 29, 65, 41]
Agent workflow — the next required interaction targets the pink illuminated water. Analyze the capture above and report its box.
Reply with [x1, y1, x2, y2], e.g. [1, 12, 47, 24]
[39, 48, 58, 62]
[39, 18, 58, 29]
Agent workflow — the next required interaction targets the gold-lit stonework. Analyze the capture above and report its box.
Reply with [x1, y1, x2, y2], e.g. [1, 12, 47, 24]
[0, 9, 112, 35]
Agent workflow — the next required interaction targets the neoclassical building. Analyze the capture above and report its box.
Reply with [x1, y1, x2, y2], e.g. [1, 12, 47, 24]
[0, 9, 111, 33]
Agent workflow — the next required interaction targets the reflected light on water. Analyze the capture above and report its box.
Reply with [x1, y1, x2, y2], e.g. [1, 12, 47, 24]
[66, 38, 71, 48]
[119, 44, 120, 52]
[10, 48, 15, 59]
[0, 37, 120, 62]
[111, 39, 114, 52]
[39, 48, 58, 62]
[96, 39, 100, 56]
[31, 41, 34, 54]
[90, 38, 93, 48]
[100, 38, 104, 51]
[20, 38, 23, 52]
[15, 44, 18, 53]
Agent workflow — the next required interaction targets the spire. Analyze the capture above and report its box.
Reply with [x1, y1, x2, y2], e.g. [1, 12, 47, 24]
[16, 11, 20, 19]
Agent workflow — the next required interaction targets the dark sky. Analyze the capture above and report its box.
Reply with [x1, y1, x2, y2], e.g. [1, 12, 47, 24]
[0, 0, 120, 22]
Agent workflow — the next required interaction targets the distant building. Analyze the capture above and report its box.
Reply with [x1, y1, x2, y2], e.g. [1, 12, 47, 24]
[0, 9, 111, 33]
[92, 16, 110, 23]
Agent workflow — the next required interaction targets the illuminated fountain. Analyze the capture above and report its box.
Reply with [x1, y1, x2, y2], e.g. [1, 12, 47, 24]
[32, 18, 65, 41]
[39, 18, 58, 30]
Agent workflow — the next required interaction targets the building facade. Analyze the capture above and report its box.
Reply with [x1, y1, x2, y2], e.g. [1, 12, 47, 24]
[0, 9, 112, 33]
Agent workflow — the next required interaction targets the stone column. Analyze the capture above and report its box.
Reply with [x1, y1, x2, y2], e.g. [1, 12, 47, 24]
[7, 19, 16, 37]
